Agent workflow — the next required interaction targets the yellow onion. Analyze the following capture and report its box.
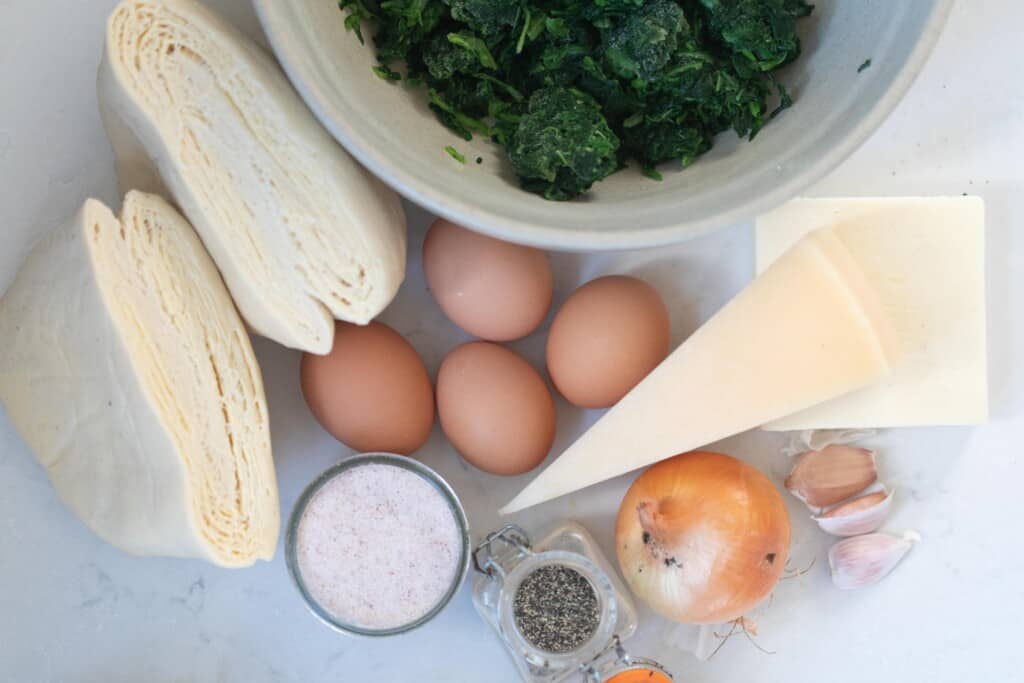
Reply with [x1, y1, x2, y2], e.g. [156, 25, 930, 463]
[615, 451, 790, 624]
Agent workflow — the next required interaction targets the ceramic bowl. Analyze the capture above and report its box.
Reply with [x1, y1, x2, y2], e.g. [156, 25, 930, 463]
[254, 1, 952, 250]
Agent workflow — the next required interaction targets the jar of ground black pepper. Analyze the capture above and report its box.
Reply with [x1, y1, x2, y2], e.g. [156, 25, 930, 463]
[471, 523, 672, 683]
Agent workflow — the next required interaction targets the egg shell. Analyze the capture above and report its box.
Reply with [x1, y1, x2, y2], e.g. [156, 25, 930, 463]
[423, 219, 553, 342]
[301, 321, 434, 455]
[436, 342, 556, 476]
[547, 275, 671, 409]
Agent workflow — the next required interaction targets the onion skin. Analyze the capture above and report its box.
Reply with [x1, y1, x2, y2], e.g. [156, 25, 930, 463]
[615, 451, 791, 624]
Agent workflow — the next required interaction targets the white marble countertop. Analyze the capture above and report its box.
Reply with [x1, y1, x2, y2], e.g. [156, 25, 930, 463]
[1, 1, 1022, 681]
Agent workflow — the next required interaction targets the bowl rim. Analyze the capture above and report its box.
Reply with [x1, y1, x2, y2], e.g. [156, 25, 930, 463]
[254, 0, 954, 251]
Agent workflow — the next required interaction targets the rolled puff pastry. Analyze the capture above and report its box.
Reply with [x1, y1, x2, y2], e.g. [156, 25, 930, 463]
[0, 192, 279, 567]
[98, 0, 407, 354]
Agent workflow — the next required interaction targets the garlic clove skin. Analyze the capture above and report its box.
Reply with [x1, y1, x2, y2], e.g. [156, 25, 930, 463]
[784, 445, 878, 508]
[814, 489, 893, 537]
[828, 531, 919, 590]
[781, 429, 878, 458]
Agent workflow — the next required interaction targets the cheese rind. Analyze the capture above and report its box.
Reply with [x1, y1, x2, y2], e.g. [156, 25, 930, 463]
[0, 193, 278, 566]
[757, 197, 988, 430]
[501, 229, 896, 514]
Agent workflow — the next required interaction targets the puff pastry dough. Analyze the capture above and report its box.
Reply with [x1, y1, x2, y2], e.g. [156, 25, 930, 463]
[0, 192, 278, 566]
[99, 0, 407, 353]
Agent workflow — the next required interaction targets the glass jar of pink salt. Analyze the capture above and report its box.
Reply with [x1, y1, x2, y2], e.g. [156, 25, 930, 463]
[285, 453, 470, 636]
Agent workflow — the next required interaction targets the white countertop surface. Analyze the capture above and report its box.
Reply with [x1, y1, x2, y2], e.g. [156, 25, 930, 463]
[1, 1, 1022, 681]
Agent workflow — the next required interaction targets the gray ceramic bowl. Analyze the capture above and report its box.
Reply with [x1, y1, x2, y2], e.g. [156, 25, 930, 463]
[254, 1, 952, 250]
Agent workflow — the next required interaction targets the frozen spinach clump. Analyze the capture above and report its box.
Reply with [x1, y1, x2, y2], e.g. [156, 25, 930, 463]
[603, 0, 689, 82]
[509, 88, 620, 200]
[339, 0, 813, 200]
[700, 0, 814, 71]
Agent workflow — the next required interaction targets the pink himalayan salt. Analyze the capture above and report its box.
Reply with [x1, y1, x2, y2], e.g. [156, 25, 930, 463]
[295, 463, 461, 630]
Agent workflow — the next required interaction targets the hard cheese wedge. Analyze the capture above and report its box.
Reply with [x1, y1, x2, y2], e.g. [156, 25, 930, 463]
[757, 196, 988, 430]
[502, 228, 898, 514]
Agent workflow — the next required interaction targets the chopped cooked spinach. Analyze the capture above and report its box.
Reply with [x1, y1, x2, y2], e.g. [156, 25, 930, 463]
[338, 0, 813, 200]
[445, 145, 467, 163]
[509, 87, 621, 200]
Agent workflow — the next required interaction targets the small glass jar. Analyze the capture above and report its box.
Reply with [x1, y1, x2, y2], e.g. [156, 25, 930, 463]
[285, 452, 471, 637]
[472, 522, 672, 683]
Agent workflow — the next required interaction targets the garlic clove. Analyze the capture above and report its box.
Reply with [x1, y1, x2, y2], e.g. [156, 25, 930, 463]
[784, 445, 878, 508]
[813, 489, 893, 537]
[827, 531, 919, 590]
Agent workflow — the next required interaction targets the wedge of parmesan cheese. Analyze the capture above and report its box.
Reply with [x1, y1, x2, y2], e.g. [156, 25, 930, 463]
[98, 0, 407, 354]
[0, 192, 278, 567]
[757, 196, 988, 430]
[502, 227, 898, 514]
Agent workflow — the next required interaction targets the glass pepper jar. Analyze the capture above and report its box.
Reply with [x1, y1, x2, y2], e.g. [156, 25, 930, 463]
[471, 522, 673, 683]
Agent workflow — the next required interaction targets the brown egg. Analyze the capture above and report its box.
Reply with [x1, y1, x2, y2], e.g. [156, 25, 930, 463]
[436, 342, 555, 475]
[300, 321, 434, 455]
[423, 219, 553, 341]
[547, 275, 671, 409]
